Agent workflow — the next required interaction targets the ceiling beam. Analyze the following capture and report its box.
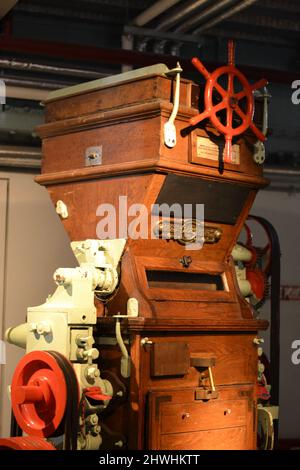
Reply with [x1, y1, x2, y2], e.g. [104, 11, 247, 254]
[0, 35, 297, 84]
[0, 0, 18, 20]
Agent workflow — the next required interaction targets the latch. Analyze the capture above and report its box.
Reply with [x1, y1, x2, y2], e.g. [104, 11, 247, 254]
[114, 316, 131, 378]
[164, 62, 183, 148]
[253, 86, 271, 165]
[191, 353, 218, 400]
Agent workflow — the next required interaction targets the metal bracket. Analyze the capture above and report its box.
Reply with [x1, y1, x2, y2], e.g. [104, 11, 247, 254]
[85, 146, 102, 167]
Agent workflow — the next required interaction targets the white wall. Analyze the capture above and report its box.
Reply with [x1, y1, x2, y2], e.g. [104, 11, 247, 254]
[0, 170, 76, 438]
[252, 189, 300, 439]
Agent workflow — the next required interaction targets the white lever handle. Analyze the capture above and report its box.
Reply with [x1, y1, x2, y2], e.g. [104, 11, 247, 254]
[164, 62, 182, 148]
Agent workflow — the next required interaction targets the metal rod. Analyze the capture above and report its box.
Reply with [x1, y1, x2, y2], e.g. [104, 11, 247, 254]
[264, 168, 300, 176]
[174, 0, 237, 34]
[193, 0, 259, 35]
[133, 0, 182, 27]
[155, 0, 211, 31]
[0, 146, 41, 169]
[0, 58, 106, 80]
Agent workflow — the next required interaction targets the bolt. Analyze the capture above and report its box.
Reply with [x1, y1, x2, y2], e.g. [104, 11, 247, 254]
[116, 390, 124, 397]
[86, 366, 100, 380]
[86, 414, 98, 426]
[114, 440, 123, 448]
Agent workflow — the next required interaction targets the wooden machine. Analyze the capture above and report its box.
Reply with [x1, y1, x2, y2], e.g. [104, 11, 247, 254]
[0, 41, 273, 450]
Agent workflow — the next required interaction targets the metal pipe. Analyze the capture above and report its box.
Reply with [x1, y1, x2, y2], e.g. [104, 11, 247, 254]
[6, 85, 49, 101]
[174, 0, 237, 34]
[4, 77, 71, 90]
[155, 0, 211, 31]
[0, 58, 106, 80]
[0, 146, 41, 169]
[133, 0, 182, 26]
[264, 168, 300, 177]
[193, 0, 259, 35]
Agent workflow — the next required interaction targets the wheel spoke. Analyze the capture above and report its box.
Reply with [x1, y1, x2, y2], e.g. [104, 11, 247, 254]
[214, 82, 227, 99]
[250, 122, 266, 141]
[191, 57, 211, 80]
[235, 105, 247, 121]
[226, 107, 233, 130]
[190, 109, 210, 126]
[213, 100, 226, 113]
[228, 72, 234, 95]
[235, 89, 246, 101]
[235, 78, 268, 101]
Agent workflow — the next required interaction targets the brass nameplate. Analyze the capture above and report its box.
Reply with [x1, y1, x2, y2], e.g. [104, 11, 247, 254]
[196, 136, 240, 164]
[154, 219, 222, 245]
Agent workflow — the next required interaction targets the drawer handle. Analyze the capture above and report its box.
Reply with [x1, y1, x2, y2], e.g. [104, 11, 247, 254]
[182, 412, 190, 420]
[224, 408, 232, 415]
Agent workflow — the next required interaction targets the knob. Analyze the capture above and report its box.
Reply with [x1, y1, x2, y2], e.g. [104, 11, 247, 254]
[182, 412, 190, 419]
[140, 337, 153, 346]
[253, 337, 264, 345]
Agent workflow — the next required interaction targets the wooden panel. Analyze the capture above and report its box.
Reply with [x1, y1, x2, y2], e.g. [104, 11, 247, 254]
[141, 334, 257, 387]
[45, 76, 191, 123]
[151, 342, 189, 377]
[42, 116, 161, 173]
[155, 174, 251, 225]
[148, 386, 255, 450]
[161, 399, 247, 433]
[189, 127, 262, 178]
[160, 427, 247, 450]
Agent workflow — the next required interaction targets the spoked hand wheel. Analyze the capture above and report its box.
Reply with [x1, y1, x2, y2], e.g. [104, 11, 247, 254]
[190, 39, 268, 163]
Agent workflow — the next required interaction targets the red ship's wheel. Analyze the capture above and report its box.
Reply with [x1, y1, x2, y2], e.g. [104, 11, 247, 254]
[190, 40, 268, 163]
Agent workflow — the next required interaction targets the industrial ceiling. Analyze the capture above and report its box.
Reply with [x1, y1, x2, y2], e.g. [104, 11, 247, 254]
[0, 0, 299, 186]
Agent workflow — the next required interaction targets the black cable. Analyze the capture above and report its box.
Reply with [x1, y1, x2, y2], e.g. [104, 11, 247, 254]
[48, 351, 80, 451]
[10, 410, 22, 437]
[249, 215, 281, 449]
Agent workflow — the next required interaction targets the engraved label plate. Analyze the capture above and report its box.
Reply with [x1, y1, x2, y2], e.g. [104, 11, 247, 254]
[196, 136, 240, 164]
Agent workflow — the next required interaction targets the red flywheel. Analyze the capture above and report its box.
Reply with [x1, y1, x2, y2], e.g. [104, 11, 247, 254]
[10, 350, 76, 438]
[190, 39, 268, 163]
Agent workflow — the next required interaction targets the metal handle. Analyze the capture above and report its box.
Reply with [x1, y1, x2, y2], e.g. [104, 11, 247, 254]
[253, 337, 264, 345]
[164, 62, 182, 148]
[140, 337, 153, 346]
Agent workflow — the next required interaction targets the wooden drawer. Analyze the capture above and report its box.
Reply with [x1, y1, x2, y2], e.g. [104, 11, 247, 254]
[161, 427, 247, 450]
[148, 386, 256, 450]
[161, 398, 247, 434]
[42, 116, 161, 173]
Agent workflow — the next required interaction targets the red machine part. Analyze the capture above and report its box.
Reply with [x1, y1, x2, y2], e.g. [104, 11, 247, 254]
[190, 40, 267, 163]
[83, 386, 112, 402]
[11, 351, 69, 437]
[0, 437, 56, 450]
[242, 220, 273, 303]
